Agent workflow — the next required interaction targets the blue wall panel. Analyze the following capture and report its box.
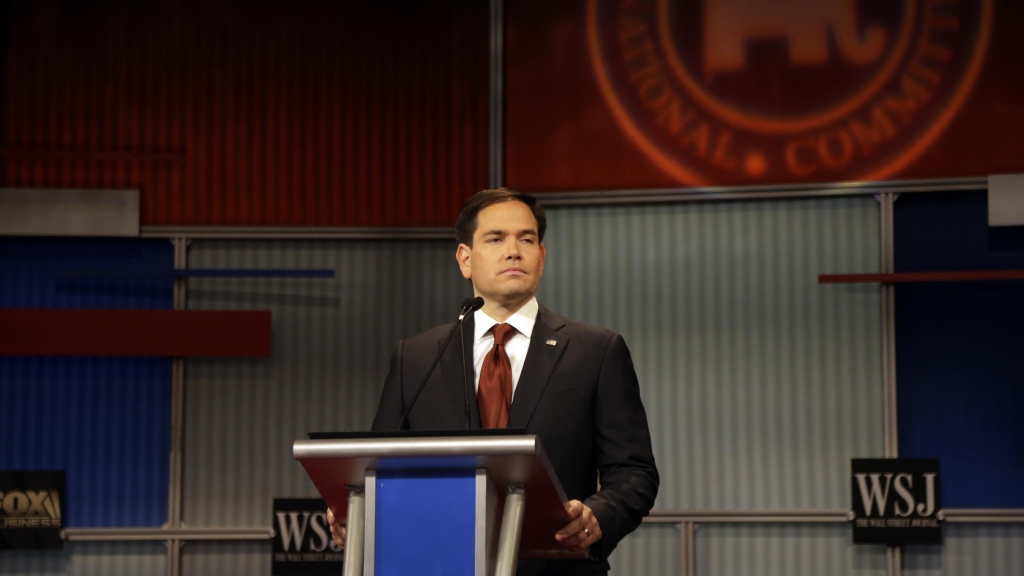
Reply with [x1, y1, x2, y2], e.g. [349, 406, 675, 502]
[0, 238, 173, 527]
[895, 191, 1024, 508]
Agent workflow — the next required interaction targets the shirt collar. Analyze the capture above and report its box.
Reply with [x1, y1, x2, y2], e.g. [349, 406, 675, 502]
[473, 296, 539, 342]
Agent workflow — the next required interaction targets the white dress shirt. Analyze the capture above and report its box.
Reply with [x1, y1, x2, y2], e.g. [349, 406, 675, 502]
[472, 296, 538, 401]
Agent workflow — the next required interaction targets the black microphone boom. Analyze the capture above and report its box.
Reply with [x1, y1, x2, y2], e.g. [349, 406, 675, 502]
[460, 296, 484, 429]
[399, 297, 483, 429]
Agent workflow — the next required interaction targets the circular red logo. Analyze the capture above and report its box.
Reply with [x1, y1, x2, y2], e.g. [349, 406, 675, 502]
[588, 0, 994, 185]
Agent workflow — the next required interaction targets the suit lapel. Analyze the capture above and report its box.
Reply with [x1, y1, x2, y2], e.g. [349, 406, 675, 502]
[438, 314, 481, 429]
[509, 306, 569, 429]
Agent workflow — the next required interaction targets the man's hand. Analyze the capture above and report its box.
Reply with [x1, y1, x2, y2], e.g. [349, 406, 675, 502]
[326, 507, 346, 550]
[554, 500, 602, 552]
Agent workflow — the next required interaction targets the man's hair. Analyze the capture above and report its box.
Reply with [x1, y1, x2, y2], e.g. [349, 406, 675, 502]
[454, 187, 547, 247]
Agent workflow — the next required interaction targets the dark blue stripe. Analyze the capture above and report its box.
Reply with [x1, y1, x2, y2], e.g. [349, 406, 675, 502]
[54, 269, 335, 278]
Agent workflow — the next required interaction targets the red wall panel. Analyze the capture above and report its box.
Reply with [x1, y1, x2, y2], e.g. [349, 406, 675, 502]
[0, 309, 271, 357]
[1, 0, 488, 226]
[506, 0, 1024, 191]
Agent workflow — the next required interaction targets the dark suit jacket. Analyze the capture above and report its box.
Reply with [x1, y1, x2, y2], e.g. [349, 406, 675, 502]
[372, 305, 660, 574]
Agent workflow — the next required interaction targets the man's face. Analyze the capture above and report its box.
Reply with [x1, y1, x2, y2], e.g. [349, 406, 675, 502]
[456, 200, 546, 307]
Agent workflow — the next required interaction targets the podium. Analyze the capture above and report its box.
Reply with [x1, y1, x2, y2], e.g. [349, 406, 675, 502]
[293, 431, 583, 576]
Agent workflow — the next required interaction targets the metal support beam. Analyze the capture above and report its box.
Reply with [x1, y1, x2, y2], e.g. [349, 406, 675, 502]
[646, 510, 851, 523]
[940, 509, 1024, 522]
[488, 0, 505, 188]
[537, 177, 985, 207]
[888, 547, 902, 576]
[141, 226, 452, 240]
[343, 487, 366, 576]
[65, 528, 272, 541]
[645, 508, 1024, 524]
[677, 522, 696, 576]
[877, 193, 901, 576]
[878, 193, 899, 459]
[495, 485, 527, 576]
[167, 238, 189, 576]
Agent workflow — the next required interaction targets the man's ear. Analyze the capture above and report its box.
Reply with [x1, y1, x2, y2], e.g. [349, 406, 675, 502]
[456, 243, 473, 280]
[537, 242, 546, 278]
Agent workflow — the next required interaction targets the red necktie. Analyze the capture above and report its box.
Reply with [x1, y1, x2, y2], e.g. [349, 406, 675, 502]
[478, 323, 516, 429]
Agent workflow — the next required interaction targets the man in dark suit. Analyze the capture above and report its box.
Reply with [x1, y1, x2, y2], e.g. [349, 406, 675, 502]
[330, 188, 658, 575]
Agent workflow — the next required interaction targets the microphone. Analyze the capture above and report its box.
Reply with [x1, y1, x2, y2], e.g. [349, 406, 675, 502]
[461, 297, 484, 317]
[460, 297, 483, 428]
[399, 297, 484, 430]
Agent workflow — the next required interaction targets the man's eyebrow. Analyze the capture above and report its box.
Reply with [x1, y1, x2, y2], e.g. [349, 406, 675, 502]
[480, 228, 537, 236]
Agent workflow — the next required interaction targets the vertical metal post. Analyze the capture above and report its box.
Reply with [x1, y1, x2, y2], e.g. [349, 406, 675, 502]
[494, 485, 527, 576]
[488, 0, 505, 188]
[877, 194, 901, 576]
[678, 522, 696, 576]
[343, 487, 366, 576]
[475, 469, 498, 576]
[878, 194, 899, 460]
[166, 238, 188, 576]
[364, 470, 377, 576]
[887, 547, 902, 576]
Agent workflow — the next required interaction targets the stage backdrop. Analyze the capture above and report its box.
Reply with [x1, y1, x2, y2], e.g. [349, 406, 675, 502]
[506, 0, 1024, 191]
[0, 0, 488, 227]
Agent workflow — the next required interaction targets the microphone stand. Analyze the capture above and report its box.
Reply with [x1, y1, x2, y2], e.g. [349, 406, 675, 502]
[399, 297, 482, 430]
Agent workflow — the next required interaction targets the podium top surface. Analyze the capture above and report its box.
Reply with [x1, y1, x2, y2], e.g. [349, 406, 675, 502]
[294, 432, 544, 463]
[294, 432, 581, 559]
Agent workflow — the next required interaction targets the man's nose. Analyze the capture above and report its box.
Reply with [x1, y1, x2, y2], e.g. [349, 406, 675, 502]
[505, 238, 521, 258]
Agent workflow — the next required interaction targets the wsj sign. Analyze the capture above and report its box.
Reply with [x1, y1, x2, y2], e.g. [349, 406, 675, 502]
[272, 498, 343, 575]
[0, 471, 65, 549]
[852, 459, 940, 544]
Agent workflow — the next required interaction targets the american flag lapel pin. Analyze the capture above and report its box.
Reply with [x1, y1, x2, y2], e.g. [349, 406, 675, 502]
[546, 339, 557, 346]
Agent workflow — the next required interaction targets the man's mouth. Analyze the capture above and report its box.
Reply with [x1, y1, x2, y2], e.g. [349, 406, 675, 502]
[502, 267, 527, 275]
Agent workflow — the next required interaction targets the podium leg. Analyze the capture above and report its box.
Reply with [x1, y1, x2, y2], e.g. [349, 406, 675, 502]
[495, 485, 527, 576]
[343, 486, 365, 576]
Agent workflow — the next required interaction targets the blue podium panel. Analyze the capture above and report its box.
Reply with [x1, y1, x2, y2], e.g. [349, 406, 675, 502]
[375, 470, 476, 576]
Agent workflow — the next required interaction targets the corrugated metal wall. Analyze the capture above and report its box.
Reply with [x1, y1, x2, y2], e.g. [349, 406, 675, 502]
[172, 196, 885, 574]
[2, 0, 487, 226]
[181, 542, 266, 576]
[0, 543, 166, 575]
[175, 525, 1024, 576]
[3, 196, 1017, 575]
[903, 524, 1024, 576]
[608, 524, 683, 576]
[538, 196, 884, 510]
[181, 239, 468, 526]
[697, 524, 886, 576]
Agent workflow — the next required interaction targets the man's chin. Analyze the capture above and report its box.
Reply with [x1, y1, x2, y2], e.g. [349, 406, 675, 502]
[485, 287, 536, 305]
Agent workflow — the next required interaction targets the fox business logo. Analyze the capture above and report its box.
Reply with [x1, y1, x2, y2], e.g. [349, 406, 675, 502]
[0, 490, 63, 529]
[851, 458, 941, 545]
[0, 471, 65, 550]
[272, 498, 343, 576]
[588, 0, 994, 184]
